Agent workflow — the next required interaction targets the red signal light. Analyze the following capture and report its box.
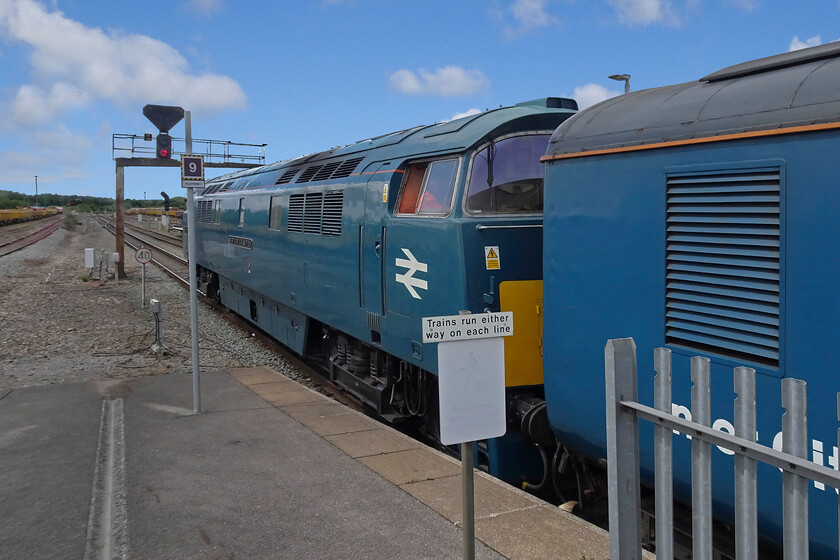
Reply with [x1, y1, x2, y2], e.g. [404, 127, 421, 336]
[155, 133, 172, 159]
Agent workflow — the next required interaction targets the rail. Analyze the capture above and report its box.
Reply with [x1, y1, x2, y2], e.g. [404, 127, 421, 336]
[0, 215, 63, 257]
[605, 337, 840, 560]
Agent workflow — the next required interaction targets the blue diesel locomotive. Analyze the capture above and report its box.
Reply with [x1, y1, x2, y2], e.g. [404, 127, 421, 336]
[542, 43, 840, 557]
[191, 98, 576, 482]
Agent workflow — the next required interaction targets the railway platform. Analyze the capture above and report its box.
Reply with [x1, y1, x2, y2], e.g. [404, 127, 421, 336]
[0, 367, 617, 559]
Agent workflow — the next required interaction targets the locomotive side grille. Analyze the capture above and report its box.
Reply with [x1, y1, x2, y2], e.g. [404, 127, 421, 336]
[288, 194, 304, 232]
[288, 191, 344, 237]
[331, 157, 364, 179]
[313, 162, 341, 181]
[196, 200, 214, 223]
[297, 165, 322, 183]
[276, 169, 298, 185]
[322, 191, 344, 237]
[303, 192, 323, 234]
[665, 169, 781, 366]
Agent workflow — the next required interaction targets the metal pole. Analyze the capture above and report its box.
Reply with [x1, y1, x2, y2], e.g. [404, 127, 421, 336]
[185, 111, 201, 414]
[115, 164, 126, 278]
[34, 175, 38, 206]
[605, 338, 642, 559]
[461, 441, 475, 560]
[141, 263, 146, 309]
[734, 366, 758, 560]
[782, 378, 808, 560]
[654, 348, 673, 560]
[691, 357, 712, 560]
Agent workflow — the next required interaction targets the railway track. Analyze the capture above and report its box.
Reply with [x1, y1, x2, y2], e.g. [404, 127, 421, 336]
[96, 216, 367, 413]
[0, 215, 63, 258]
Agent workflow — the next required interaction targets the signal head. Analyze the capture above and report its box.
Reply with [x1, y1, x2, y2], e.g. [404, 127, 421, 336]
[156, 133, 172, 159]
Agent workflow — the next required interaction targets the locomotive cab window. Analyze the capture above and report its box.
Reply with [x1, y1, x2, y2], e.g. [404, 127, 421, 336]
[466, 134, 550, 214]
[238, 198, 245, 227]
[396, 158, 458, 216]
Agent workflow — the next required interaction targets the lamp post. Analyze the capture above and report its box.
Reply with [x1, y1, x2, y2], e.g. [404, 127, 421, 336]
[609, 74, 631, 94]
[34, 175, 38, 206]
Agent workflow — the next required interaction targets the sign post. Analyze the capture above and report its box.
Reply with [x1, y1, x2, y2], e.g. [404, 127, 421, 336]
[181, 146, 204, 414]
[422, 310, 513, 560]
[135, 247, 152, 308]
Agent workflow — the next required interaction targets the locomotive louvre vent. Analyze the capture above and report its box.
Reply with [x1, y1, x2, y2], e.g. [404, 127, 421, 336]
[296, 165, 323, 183]
[275, 168, 299, 185]
[303, 192, 323, 234]
[322, 191, 344, 237]
[288, 194, 304, 232]
[313, 161, 342, 181]
[196, 200, 214, 223]
[665, 168, 781, 366]
[330, 157, 364, 179]
[287, 191, 344, 237]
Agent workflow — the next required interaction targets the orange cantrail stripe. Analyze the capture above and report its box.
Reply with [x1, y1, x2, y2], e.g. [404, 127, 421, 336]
[540, 121, 840, 162]
[356, 169, 404, 176]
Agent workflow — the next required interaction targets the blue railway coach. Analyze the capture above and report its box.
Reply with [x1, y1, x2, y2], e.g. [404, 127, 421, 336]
[192, 98, 576, 482]
[542, 44, 840, 556]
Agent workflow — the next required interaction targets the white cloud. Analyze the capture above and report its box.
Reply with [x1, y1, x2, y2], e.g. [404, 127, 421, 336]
[0, 0, 246, 126]
[0, 125, 93, 183]
[184, 0, 224, 14]
[10, 82, 90, 126]
[607, 0, 681, 27]
[448, 108, 482, 121]
[389, 66, 490, 97]
[502, 0, 559, 38]
[789, 35, 822, 51]
[573, 83, 621, 109]
[725, 0, 757, 10]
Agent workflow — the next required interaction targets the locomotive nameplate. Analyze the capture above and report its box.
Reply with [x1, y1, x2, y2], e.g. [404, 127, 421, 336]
[228, 235, 253, 250]
[422, 311, 513, 343]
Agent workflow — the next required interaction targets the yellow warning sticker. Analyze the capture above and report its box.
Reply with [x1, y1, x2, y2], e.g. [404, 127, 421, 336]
[382, 184, 389, 203]
[485, 246, 500, 270]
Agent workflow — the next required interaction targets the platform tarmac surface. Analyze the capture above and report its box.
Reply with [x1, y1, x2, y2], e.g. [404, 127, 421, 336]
[0, 368, 614, 559]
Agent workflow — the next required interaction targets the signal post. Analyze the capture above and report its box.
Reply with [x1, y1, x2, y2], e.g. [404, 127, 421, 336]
[113, 104, 264, 277]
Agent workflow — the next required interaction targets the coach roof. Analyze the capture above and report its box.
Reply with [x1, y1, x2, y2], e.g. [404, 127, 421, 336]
[545, 42, 840, 158]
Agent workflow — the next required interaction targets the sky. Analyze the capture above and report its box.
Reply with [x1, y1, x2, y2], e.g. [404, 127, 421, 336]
[0, 0, 838, 201]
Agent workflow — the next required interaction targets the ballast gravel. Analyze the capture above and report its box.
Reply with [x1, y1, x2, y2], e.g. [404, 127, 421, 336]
[0, 215, 305, 391]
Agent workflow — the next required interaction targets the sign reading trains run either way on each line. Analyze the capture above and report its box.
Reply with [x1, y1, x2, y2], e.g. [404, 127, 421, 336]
[421, 311, 513, 343]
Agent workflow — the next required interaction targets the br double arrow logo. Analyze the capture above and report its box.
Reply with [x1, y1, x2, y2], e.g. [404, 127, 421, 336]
[395, 248, 428, 299]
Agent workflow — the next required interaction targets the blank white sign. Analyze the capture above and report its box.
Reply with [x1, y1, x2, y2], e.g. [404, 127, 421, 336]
[437, 337, 506, 445]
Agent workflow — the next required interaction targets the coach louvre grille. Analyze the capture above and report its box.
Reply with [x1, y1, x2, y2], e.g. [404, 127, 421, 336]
[665, 168, 781, 366]
[287, 191, 344, 237]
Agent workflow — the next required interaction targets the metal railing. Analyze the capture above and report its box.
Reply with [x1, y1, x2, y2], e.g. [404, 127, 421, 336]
[605, 337, 840, 559]
[112, 134, 266, 164]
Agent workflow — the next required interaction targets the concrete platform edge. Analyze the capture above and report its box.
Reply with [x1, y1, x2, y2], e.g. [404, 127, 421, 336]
[230, 366, 622, 560]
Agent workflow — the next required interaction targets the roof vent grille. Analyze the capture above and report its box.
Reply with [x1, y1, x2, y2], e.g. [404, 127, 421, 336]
[276, 169, 298, 185]
[331, 157, 364, 179]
